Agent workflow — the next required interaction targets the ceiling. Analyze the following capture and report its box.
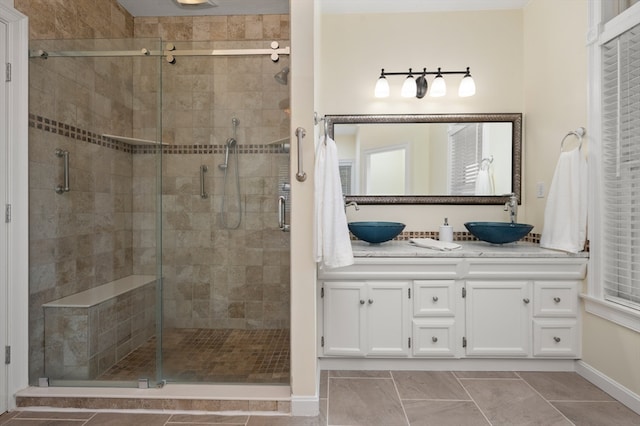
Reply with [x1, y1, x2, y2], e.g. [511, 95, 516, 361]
[117, 0, 529, 17]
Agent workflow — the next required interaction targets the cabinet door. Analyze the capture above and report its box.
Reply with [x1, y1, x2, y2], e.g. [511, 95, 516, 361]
[323, 282, 367, 356]
[465, 281, 531, 356]
[366, 281, 410, 356]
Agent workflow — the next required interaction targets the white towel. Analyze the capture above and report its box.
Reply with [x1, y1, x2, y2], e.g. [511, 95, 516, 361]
[540, 148, 587, 253]
[410, 238, 462, 251]
[314, 137, 354, 269]
[475, 168, 495, 195]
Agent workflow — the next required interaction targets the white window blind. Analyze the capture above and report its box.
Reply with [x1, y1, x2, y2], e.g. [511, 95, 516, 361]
[449, 124, 482, 195]
[601, 24, 640, 309]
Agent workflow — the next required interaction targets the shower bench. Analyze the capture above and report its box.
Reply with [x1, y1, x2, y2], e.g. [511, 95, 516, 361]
[42, 275, 158, 381]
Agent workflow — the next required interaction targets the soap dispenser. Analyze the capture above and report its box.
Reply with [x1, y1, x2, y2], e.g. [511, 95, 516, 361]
[439, 218, 453, 243]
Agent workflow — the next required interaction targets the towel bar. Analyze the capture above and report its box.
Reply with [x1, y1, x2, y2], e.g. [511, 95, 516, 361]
[560, 127, 585, 151]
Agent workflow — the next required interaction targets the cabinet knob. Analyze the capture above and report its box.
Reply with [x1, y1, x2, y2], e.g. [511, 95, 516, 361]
[553, 297, 561, 303]
[553, 336, 561, 343]
[523, 298, 530, 304]
[368, 299, 374, 305]
[432, 336, 438, 343]
[360, 300, 365, 305]
[432, 296, 439, 302]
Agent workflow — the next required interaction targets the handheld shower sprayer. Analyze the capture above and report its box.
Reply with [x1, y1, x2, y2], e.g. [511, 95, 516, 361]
[219, 137, 237, 170]
[219, 118, 239, 170]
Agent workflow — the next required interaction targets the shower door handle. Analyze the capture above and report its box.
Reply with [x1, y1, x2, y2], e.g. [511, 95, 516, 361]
[278, 195, 290, 232]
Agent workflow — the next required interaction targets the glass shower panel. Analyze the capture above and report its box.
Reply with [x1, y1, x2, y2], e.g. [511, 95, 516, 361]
[158, 40, 291, 384]
[28, 38, 163, 387]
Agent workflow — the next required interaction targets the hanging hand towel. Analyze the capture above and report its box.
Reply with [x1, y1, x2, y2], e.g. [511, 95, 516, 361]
[475, 168, 495, 195]
[314, 136, 354, 269]
[540, 147, 587, 253]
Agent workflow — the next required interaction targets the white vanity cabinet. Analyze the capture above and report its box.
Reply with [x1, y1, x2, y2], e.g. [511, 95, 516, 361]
[322, 280, 410, 357]
[318, 249, 587, 362]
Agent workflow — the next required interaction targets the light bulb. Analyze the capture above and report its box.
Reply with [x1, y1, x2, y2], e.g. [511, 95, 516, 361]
[401, 75, 417, 98]
[458, 73, 476, 97]
[374, 76, 390, 98]
[430, 74, 446, 97]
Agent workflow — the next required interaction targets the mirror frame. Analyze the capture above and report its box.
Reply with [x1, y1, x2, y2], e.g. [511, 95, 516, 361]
[326, 113, 522, 205]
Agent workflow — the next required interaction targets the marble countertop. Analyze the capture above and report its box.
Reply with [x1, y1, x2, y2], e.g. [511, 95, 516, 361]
[351, 240, 589, 258]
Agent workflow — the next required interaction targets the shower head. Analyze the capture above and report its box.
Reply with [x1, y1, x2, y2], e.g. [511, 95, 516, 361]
[226, 137, 237, 147]
[274, 67, 289, 85]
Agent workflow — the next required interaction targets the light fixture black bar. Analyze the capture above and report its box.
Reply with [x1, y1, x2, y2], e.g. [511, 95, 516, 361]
[380, 67, 470, 76]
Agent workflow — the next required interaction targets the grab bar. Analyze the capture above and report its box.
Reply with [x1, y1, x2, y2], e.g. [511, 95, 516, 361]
[278, 195, 290, 232]
[55, 148, 70, 194]
[200, 165, 208, 199]
[295, 127, 307, 182]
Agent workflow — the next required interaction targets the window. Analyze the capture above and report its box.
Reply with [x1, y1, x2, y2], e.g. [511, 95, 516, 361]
[586, 2, 640, 331]
[601, 26, 640, 309]
[448, 123, 483, 195]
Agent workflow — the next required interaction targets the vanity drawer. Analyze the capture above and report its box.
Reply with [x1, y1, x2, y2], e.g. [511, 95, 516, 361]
[412, 319, 457, 357]
[413, 280, 456, 317]
[533, 282, 578, 317]
[533, 319, 579, 357]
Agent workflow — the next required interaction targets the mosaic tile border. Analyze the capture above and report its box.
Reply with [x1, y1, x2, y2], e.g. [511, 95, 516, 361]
[29, 114, 288, 155]
[351, 230, 542, 244]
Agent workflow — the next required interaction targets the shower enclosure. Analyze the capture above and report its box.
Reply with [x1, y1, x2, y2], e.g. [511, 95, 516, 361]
[28, 37, 291, 387]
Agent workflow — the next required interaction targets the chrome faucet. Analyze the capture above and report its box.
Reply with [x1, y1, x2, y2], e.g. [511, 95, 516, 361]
[504, 193, 518, 223]
[345, 200, 360, 212]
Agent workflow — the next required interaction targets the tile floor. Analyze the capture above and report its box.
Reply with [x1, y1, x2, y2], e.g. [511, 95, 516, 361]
[98, 328, 290, 384]
[2, 371, 640, 425]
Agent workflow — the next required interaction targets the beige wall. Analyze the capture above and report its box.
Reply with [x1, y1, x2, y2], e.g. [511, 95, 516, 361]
[319, 10, 525, 233]
[316, 0, 640, 402]
[525, 0, 640, 399]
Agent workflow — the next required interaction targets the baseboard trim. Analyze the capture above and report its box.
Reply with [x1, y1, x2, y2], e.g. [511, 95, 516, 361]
[575, 360, 640, 416]
[290, 396, 319, 417]
[319, 357, 576, 371]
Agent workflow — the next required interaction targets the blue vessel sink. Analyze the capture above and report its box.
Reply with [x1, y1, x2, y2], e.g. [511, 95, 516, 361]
[464, 221, 533, 244]
[348, 221, 406, 244]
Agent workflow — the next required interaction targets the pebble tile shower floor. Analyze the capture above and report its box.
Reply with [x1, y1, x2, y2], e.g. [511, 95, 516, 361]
[98, 328, 290, 384]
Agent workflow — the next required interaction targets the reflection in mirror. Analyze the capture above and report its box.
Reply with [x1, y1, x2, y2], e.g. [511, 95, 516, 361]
[326, 114, 522, 205]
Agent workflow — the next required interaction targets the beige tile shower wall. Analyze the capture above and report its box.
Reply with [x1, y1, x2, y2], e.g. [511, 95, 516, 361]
[14, 0, 133, 40]
[133, 151, 290, 330]
[18, 0, 138, 384]
[28, 54, 137, 382]
[131, 15, 291, 330]
[132, 15, 290, 146]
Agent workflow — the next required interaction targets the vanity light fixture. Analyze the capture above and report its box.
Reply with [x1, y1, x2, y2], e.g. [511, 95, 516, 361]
[374, 67, 475, 99]
[374, 69, 390, 97]
[400, 69, 417, 98]
[458, 68, 476, 97]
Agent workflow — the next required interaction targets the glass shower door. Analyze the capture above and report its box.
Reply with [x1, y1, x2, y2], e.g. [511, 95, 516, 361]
[158, 40, 291, 384]
[28, 38, 163, 387]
